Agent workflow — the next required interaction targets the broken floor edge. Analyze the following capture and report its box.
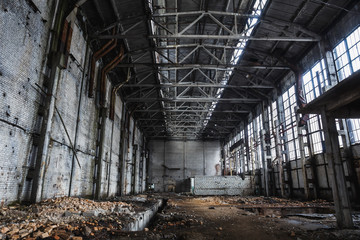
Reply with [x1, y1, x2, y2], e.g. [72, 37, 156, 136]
[123, 199, 163, 231]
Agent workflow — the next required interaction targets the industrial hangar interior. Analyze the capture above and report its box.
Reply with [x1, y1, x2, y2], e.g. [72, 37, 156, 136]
[1, 0, 360, 239]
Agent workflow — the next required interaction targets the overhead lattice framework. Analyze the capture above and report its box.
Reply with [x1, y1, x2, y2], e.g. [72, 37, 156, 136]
[136, 0, 318, 139]
[82, 0, 357, 140]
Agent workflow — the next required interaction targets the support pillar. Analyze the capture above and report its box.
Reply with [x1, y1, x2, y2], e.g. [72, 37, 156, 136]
[296, 107, 310, 199]
[275, 120, 285, 197]
[261, 103, 271, 196]
[260, 130, 269, 196]
[321, 109, 353, 228]
[339, 119, 360, 202]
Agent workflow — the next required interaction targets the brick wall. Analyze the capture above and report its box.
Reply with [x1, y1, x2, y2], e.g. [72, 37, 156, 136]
[0, 1, 145, 204]
[0, 0, 54, 204]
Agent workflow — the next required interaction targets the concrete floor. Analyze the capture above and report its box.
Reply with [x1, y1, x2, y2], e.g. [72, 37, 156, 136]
[138, 195, 360, 240]
[1, 194, 360, 240]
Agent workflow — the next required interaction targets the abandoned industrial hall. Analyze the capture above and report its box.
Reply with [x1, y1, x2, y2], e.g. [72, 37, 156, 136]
[1, 0, 360, 239]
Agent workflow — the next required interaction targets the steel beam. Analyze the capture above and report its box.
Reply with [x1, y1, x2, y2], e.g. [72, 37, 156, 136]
[149, 35, 319, 41]
[152, 11, 260, 18]
[122, 83, 274, 89]
[126, 98, 261, 103]
[138, 118, 242, 122]
[96, 34, 319, 41]
[134, 109, 249, 113]
[156, 44, 245, 50]
[116, 63, 289, 70]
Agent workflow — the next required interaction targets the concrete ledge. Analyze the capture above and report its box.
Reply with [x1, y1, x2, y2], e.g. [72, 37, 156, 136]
[123, 199, 163, 231]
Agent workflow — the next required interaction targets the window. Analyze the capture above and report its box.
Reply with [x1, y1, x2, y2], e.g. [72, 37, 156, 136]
[302, 61, 329, 154]
[269, 101, 278, 161]
[348, 119, 360, 144]
[302, 60, 328, 103]
[247, 121, 254, 171]
[308, 114, 324, 154]
[203, 0, 269, 128]
[333, 26, 360, 145]
[282, 86, 300, 160]
[333, 26, 360, 81]
[255, 114, 263, 168]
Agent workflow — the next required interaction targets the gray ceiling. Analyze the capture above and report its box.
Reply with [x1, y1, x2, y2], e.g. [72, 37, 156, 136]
[79, 0, 357, 140]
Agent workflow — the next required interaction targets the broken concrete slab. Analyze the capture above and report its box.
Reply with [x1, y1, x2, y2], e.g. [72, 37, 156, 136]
[82, 210, 100, 217]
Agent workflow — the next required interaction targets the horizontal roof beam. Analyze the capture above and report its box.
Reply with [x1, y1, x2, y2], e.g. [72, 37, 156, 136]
[156, 44, 245, 50]
[152, 11, 260, 18]
[126, 98, 261, 103]
[122, 83, 274, 89]
[134, 109, 249, 113]
[138, 118, 242, 122]
[116, 63, 289, 70]
[95, 35, 319, 42]
[149, 35, 319, 41]
[147, 124, 237, 129]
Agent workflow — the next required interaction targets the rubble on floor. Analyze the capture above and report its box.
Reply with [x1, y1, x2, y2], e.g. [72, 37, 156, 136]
[0, 196, 158, 239]
[149, 195, 360, 240]
[0, 195, 359, 240]
[189, 195, 333, 208]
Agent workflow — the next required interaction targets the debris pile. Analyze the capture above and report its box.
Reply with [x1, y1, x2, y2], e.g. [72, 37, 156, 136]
[200, 196, 333, 208]
[151, 212, 204, 232]
[0, 197, 139, 239]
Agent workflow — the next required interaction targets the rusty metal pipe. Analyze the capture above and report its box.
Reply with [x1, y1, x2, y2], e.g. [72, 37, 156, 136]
[100, 45, 125, 107]
[88, 28, 117, 97]
[110, 67, 130, 120]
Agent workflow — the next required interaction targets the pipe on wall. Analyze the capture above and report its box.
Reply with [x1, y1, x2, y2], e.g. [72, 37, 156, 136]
[94, 45, 124, 199]
[99, 45, 124, 107]
[109, 67, 131, 120]
[88, 28, 117, 97]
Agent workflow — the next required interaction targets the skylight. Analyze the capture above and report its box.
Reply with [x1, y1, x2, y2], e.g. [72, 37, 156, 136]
[202, 0, 269, 128]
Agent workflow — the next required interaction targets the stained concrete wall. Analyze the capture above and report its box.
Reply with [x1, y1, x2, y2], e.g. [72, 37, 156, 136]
[123, 119, 144, 195]
[148, 140, 221, 192]
[0, 1, 145, 205]
[0, 0, 55, 205]
[193, 176, 252, 196]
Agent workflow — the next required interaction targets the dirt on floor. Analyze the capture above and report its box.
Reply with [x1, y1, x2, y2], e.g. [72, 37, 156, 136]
[1, 194, 360, 240]
[128, 195, 360, 240]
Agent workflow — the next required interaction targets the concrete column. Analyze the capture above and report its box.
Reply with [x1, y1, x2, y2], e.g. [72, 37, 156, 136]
[318, 40, 338, 87]
[339, 119, 360, 201]
[203, 141, 206, 175]
[321, 109, 353, 228]
[30, 0, 67, 203]
[31, 66, 61, 202]
[95, 107, 107, 199]
[235, 149, 239, 175]
[277, 94, 293, 197]
[118, 104, 126, 196]
[163, 140, 166, 192]
[69, 38, 90, 197]
[261, 103, 270, 196]
[275, 120, 285, 198]
[106, 116, 114, 197]
[244, 120, 250, 173]
[296, 107, 310, 199]
[260, 129, 269, 197]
